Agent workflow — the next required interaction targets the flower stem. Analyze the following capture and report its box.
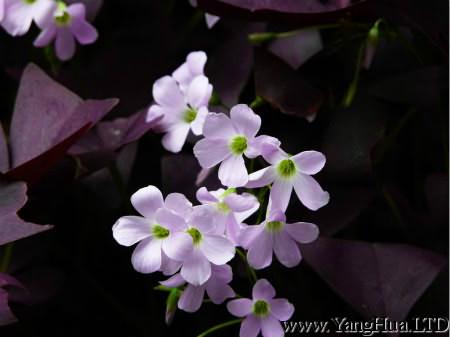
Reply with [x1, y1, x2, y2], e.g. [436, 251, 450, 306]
[236, 248, 257, 284]
[0, 243, 14, 272]
[197, 319, 243, 337]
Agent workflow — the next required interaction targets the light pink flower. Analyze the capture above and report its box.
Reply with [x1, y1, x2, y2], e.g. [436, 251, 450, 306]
[160, 264, 235, 313]
[33, 2, 98, 61]
[196, 186, 259, 244]
[240, 210, 319, 269]
[172, 50, 208, 92]
[193, 104, 277, 187]
[112, 186, 195, 276]
[146, 74, 212, 153]
[2, 0, 55, 36]
[247, 144, 329, 211]
[227, 279, 294, 337]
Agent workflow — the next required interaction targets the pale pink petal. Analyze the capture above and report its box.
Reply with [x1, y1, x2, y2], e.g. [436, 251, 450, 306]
[164, 193, 193, 218]
[65, 2, 85, 17]
[239, 224, 264, 249]
[202, 113, 237, 140]
[224, 193, 258, 212]
[285, 222, 319, 244]
[273, 231, 301, 268]
[178, 284, 205, 313]
[261, 315, 284, 337]
[200, 234, 235, 265]
[240, 315, 261, 337]
[160, 252, 182, 276]
[230, 104, 261, 138]
[112, 216, 151, 246]
[252, 279, 276, 300]
[293, 174, 330, 211]
[247, 231, 273, 269]
[32, 0, 55, 27]
[187, 75, 211, 108]
[33, 26, 57, 47]
[131, 238, 162, 273]
[152, 76, 185, 109]
[189, 205, 216, 233]
[234, 198, 260, 224]
[55, 28, 76, 61]
[146, 104, 164, 124]
[245, 135, 281, 159]
[131, 185, 164, 218]
[225, 216, 243, 244]
[207, 283, 234, 304]
[172, 63, 191, 90]
[291, 151, 326, 175]
[211, 264, 233, 283]
[193, 138, 230, 168]
[2, 1, 33, 36]
[190, 106, 208, 136]
[155, 208, 186, 231]
[196, 187, 218, 204]
[71, 18, 98, 44]
[186, 50, 207, 76]
[261, 143, 288, 165]
[160, 273, 185, 288]
[162, 122, 190, 153]
[227, 298, 253, 317]
[246, 167, 276, 188]
[218, 155, 248, 188]
[269, 299, 295, 321]
[180, 249, 211, 286]
[270, 179, 293, 212]
[162, 232, 193, 261]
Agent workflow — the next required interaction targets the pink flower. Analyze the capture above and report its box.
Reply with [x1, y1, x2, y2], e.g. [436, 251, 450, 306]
[160, 264, 235, 313]
[2, 0, 55, 36]
[33, 2, 98, 61]
[172, 50, 208, 92]
[112, 186, 195, 276]
[227, 279, 294, 337]
[194, 104, 274, 187]
[146, 74, 212, 153]
[247, 144, 329, 211]
[240, 210, 319, 269]
[196, 187, 259, 244]
[166, 204, 236, 286]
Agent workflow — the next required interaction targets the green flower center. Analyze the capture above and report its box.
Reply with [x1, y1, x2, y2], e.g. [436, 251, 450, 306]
[54, 2, 71, 26]
[266, 221, 284, 232]
[183, 107, 197, 123]
[24, 0, 36, 4]
[277, 159, 297, 179]
[221, 188, 236, 198]
[217, 202, 230, 214]
[152, 225, 170, 239]
[187, 227, 202, 245]
[253, 300, 270, 317]
[229, 136, 248, 155]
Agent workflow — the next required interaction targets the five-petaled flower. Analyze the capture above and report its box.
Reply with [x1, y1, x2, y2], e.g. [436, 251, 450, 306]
[240, 209, 319, 269]
[227, 279, 294, 337]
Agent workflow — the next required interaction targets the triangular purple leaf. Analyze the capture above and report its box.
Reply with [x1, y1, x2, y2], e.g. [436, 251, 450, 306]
[0, 124, 9, 173]
[0, 273, 25, 326]
[302, 238, 447, 320]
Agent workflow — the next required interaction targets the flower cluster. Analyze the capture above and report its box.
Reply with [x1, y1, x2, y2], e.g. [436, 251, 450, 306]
[114, 51, 330, 337]
[1, 0, 98, 61]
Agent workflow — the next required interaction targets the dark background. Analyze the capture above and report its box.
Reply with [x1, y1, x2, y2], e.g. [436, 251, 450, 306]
[0, 0, 448, 336]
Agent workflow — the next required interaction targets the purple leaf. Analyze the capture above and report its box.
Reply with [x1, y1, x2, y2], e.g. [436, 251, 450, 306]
[254, 49, 324, 120]
[0, 124, 8, 173]
[9, 64, 118, 168]
[0, 181, 52, 246]
[302, 238, 447, 320]
[268, 29, 323, 69]
[0, 273, 25, 326]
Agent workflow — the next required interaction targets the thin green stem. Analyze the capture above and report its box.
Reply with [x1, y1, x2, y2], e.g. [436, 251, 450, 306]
[236, 248, 257, 284]
[0, 243, 14, 272]
[197, 319, 243, 337]
[342, 41, 365, 107]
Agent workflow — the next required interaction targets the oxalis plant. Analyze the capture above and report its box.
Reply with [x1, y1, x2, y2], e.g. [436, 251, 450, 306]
[112, 51, 330, 337]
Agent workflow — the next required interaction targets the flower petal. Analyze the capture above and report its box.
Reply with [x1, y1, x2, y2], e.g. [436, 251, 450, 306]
[180, 249, 211, 286]
[240, 315, 261, 337]
[131, 238, 162, 273]
[246, 167, 276, 188]
[112, 216, 151, 246]
[293, 174, 330, 211]
[190, 205, 216, 233]
[155, 208, 186, 232]
[230, 104, 261, 138]
[261, 315, 284, 337]
[200, 235, 235, 265]
[211, 264, 233, 283]
[71, 18, 98, 45]
[245, 135, 280, 159]
[227, 298, 253, 317]
[153, 76, 185, 109]
[190, 106, 208, 136]
[2, 1, 34, 36]
[269, 299, 295, 321]
[131, 185, 164, 218]
[178, 284, 205, 313]
[160, 252, 182, 276]
[291, 151, 326, 175]
[186, 51, 207, 76]
[218, 155, 248, 188]
[165, 193, 193, 218]
[247, 231, 273, 269]
[273, 231, 301, 268]
[207, 283, 234, 304]
[270, 179, 293, 212]
[261, 142, 288, 165]
[162, 232, 193, 261]
[33, 26, 56, 47]
[202, 113, 237, 140]
[193, 138, 230, 168]
[239, 224, 264, 249]
[187, 75, 211, 108]
[55, 29, 76, 61]
[162, 122, 191, 153]
[224, 193, 259, 213]
[285, 222, 319, 244]
[196, 187, 218, 204]
[160, 273, 185, 288]
[252, 279, 276, 300]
